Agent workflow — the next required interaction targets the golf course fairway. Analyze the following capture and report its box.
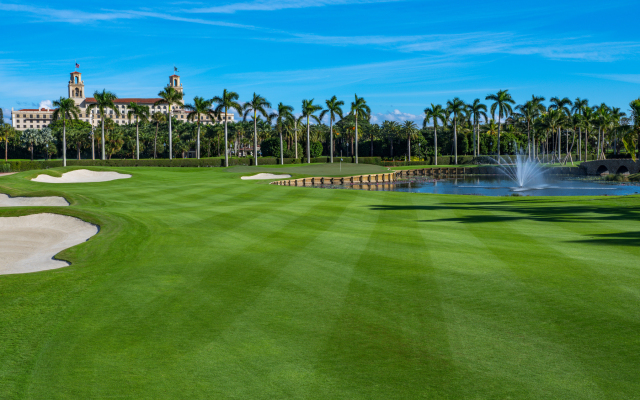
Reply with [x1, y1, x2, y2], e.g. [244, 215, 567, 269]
[1, 166, 638, 399]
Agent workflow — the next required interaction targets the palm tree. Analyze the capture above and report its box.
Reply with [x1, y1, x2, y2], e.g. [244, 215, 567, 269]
[212, 89, 243, 167]
[319, 96, 344, 163]
[382, 120, 400, 159]
[151, 112, 166, 159]
[402, 120, 419, 160]
[0, 124, 17, 161]
[536, 109, 564, 162]
[485, 89, 515, 161]
[86, 90, 119, 160]
[581, 107, 595, 161]
[126, 102, 150, 160]
[423, 104, 446, 165]
[549, 97, 573, 159]
[349, 95, 371, 164]
[155, 86, 184, 160]
[446, 97, 466, 165]
[467, 99, 488, 157]
[572, 98, 589, 160]
[593, 103, 611, 159]
[184, 96, 213, 159]
[242, 93, 272, 165]
[273, 103, 294, 164]
[515, 96, 545, 159]
[629, 99, 640, 160]
[298, 99, 323, 163]
[52, 97, 81, 166]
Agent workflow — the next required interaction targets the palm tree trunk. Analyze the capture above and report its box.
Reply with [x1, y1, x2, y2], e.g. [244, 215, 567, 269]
[101, 118, 106, 160]
[294, 120, 298, 159]
[370, 133, 374, 157]
[497, 115, 501, 162]
[279, 129, 284, 165]
[154, 123, 158, 159]
[136, 119, 140, 160]
[434, 125, 438, 166]
[454, 120, 458, 165]
[77, 145, 81, 160]
[63, 119, 67, 167]
[224, 109, 229, 167]
[197, 121, 201, 159]
[306, 116, 311, 163]
[169, 106, 173, 160]
[408, 137, 411, 160]
[330, 119, 334, 163]
[4, 139, 7, 161]
[597, 128, 601, 160]
[472, 119, 476, 157]
[585, 128, 588, 161]
[578, 128, 581, 161]
[254, 112, 258, 166]
[91, 127, 95, 160]
[355, 113, 359, 164]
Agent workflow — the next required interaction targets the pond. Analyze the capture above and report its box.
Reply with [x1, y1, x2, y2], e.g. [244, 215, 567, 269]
[330, 176, 640, 197]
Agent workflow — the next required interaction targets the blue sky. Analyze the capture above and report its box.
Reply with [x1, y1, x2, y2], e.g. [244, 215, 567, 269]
[1, 0, 639, 123]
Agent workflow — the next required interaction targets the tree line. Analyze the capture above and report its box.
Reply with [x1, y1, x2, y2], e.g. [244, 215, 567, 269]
[2, 90, 640, 164]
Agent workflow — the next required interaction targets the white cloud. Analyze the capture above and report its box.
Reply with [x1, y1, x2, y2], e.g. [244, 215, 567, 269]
[0, 3, 135, 23]
[185, 0, 401, 14]
[280, 32, 640, 62]
[580, 74, 640, 85]
[39, 100, 53, 110]
[370, 109, 419, 124]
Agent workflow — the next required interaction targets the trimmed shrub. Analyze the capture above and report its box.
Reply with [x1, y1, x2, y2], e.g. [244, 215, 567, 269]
[0, 163, 11, 173]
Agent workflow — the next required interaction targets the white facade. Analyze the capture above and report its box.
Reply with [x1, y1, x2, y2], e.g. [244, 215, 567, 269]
[11, 72, 234, 131]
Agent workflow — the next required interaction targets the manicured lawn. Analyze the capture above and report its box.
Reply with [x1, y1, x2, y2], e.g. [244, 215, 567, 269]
[1, 166, 639, 399]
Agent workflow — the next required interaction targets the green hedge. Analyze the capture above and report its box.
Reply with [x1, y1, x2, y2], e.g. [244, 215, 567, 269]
[0, 163, 11, 173]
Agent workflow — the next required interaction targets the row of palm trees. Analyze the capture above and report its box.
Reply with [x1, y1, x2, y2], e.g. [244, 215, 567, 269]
[45, 85, 640, 167]
[423, 91, 640, 164]
[49, 85, 373, 167]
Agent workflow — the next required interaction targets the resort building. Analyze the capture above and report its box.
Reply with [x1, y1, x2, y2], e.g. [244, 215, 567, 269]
[11, 72, 234, 131]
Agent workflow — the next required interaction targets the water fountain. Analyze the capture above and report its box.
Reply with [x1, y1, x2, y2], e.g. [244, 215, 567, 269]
[494, 153, 547, 189]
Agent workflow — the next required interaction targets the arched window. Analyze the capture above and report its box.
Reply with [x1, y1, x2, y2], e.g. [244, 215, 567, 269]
[75, 88, 80, 97]
[75, 76, 78, 84]
[174, 79, 177, 86]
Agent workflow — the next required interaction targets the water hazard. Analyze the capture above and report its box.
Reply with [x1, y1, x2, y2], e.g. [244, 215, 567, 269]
[337, 176, 640, 197]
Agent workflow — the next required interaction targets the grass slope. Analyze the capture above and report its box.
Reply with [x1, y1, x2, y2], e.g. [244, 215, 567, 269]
[1, 167, 639, 399]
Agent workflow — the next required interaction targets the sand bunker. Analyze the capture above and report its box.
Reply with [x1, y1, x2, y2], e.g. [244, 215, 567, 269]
[241, 173, 292, 180]
[0, 213, 98, 275]
[32, 169, 131, 183]
[0, 193, 69, 207]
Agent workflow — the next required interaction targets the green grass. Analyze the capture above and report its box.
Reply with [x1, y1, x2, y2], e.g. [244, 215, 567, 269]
[1, 166, 639, 399]
[227, 163, 390, 177]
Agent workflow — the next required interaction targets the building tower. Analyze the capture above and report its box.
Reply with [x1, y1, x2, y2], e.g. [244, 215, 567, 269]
[68, 71, 85, 105]
[169, 74, 183, 94]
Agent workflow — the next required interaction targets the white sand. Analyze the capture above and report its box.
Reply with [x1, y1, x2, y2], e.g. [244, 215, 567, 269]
[0, 213, 98, 275]
[241, 173, 292, 180]
[0, 193, 69, 207]
[32, 169, 131, 183]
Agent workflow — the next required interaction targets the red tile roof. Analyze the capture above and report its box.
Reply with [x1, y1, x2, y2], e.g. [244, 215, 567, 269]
[85, 98, 162, 104]
[71, 71, 81, 74]
[16, 108, 56, 111]
[169, 74, 180, 77]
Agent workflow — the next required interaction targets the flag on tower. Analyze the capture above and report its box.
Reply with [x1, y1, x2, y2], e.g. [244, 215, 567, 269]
[174, 66, 178, 73]
[75, 62, 80, 69]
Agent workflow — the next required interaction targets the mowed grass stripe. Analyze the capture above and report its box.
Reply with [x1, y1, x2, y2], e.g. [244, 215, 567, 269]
[20, 187, 359, 398]
[453, 200, 640, 398]
[437, 200, 606, 398]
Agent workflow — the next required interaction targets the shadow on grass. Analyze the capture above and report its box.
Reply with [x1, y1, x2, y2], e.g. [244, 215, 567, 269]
[570, 231, 640, 246]
[368, 200, 640, 225]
